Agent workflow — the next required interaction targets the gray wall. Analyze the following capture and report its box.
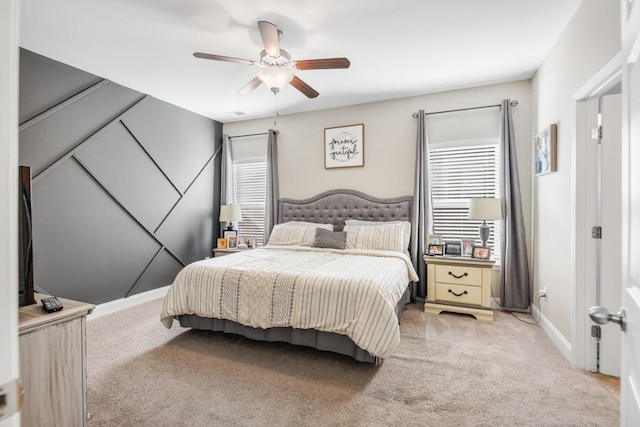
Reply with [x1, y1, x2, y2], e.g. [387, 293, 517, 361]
[19, 49, 222, 304]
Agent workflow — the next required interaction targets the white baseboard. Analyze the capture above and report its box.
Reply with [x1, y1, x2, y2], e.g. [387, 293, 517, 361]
[88, 286, 170, 320]
[531, 304, 572, 362]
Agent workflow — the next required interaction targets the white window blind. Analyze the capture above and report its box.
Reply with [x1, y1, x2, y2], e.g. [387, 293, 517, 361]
[429, 141, 501, 262]
[232, 161, 266, 245]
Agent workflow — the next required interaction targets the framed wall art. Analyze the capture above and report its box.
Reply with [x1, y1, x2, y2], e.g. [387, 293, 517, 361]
[324, 124, 364, 169]
[534, 123, 557, 176]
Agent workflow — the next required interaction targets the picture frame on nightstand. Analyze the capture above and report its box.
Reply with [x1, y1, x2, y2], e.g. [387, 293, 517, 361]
[462, 240, 475, 257]
[427, 234, 443, 245]
[217, 238, 228, 249]
[471, 245, 491, 260]
[227, 236, 237, 248]
[427, 244, 444, 256]
[444, 240, 462, 256]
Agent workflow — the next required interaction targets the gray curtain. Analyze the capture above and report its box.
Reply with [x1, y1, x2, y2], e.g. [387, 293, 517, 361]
[411, 110, 434, 300]
[499, 100, 530, 310]
[220, 134, 234, 235]
[264, 129, 279, 243]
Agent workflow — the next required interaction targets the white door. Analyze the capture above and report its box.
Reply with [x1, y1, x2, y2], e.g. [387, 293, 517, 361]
[599, 92, 622, 377]
[620, 0, 640, 422]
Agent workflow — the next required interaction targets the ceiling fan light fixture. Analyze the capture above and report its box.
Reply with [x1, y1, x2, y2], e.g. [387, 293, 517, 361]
[257, 66, 293, 93]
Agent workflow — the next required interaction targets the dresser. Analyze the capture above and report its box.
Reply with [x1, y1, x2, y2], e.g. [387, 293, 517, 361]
[423, 256, 495, 322]
[19, 294, 94, 427]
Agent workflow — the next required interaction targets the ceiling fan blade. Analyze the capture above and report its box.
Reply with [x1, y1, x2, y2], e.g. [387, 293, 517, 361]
[239, 77, 263, 94]
[257, 21, 281, 57]
[290, 76, 319, 98]
[193, 52, 256, 66]
[294, 58, 351, 70]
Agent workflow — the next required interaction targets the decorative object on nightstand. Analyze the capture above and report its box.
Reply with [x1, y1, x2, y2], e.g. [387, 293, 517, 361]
[471, 245, 492, 260]
[219, 205, 242, 232]
[427, 244, 444, 256]
[462, 239, 475, 257]
[468, 197, 502, 247]
[444, 240, 462, 256]
[424, 256, 495, 322]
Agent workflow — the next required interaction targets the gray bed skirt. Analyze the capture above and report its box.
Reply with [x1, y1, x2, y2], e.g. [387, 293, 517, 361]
[178, 285, 411, 365]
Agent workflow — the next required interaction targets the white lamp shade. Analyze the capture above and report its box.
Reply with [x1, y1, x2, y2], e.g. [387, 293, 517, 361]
[219, 205, 242, 222]
[257, 66, 293, 92]
[468, 198, 502, 220]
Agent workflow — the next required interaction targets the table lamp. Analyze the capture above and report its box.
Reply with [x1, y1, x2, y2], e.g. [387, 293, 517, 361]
[468, 198, 502, 247]
[219, 205, 242, 231]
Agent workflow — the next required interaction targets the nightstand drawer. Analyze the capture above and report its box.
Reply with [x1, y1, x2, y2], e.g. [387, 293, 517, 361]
[434, 283, 482, 306]
[434, 264, 482, 286]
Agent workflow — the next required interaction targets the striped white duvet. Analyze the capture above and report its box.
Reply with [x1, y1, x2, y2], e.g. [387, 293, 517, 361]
[160, 246, 418, 358]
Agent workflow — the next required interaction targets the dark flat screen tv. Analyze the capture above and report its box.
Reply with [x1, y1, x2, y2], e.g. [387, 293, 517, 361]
[19, 165, 35, 307]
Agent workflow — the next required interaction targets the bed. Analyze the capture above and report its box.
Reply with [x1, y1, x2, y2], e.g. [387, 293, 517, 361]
[160, 189, 417, 364]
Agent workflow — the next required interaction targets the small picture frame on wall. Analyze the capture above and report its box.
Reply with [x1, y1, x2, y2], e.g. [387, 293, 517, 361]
[324, 124, 364, 169]
[535, 123, 557, 176]
[217, 238, 228, 249]
[471, 245, 491, 260]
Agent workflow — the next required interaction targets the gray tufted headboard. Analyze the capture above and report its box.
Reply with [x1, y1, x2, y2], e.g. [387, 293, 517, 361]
[278, 189, 413, 232]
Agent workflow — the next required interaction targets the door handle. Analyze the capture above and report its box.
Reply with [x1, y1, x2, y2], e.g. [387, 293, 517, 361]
[589, 306, 626, 331]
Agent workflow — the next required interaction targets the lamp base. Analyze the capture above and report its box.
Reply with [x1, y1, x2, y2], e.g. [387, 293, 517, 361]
[479, 221, 490, 247]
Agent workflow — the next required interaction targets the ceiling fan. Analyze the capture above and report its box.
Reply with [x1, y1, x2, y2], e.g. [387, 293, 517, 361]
[194, 20, 350, 98]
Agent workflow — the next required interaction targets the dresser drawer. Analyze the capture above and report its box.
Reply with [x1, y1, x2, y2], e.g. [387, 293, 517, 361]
[434, 283, 482, 306]
[434, 264, 482, 286]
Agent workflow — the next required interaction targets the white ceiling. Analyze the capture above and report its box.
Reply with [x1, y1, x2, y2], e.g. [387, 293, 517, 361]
[20, 0, 582, 123]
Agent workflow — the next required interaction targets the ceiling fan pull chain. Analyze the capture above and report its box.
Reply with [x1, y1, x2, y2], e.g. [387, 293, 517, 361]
[273, 92, 278, 126]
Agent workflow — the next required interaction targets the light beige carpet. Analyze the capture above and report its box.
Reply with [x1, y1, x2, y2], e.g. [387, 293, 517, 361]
[86, 300, 619, 426]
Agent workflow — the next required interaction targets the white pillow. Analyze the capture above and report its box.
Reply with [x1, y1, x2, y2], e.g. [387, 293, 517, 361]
[344, 219, 411, 250]
[284, 221, 333, 231]
[344, 223, 406, 253]
[268, 223, 332, 246]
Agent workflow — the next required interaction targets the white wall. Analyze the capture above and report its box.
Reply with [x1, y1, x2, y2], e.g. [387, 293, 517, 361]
[531, 0, 620, 342]
[0, 0, 21, 425]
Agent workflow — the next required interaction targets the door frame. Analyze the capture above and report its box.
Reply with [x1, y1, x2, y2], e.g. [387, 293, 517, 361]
[571, 52, 622, 370]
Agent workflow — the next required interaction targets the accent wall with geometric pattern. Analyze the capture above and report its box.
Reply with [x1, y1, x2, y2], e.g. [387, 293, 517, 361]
[19, 49, 222, 304]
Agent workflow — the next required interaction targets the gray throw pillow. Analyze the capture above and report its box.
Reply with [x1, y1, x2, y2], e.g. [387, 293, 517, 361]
[311, 228, 346, 249]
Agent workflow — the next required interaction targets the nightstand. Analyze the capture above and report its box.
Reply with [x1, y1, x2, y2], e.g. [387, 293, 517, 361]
[423, 255, 495, 322]
[213, 247, 254, 257]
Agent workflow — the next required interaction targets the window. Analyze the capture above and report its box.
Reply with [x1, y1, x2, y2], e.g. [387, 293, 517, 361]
[429, 139, 501, 262]
[232, 161, 266, 246]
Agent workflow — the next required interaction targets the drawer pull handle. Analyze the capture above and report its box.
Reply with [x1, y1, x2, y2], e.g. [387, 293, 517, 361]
[448, 289, 468, 297]
[448, 271, 468, 279]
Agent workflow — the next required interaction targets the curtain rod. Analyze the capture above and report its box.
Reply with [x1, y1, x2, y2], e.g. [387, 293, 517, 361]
[227, 130, 279, 139]
[411, 100, 518, 118]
